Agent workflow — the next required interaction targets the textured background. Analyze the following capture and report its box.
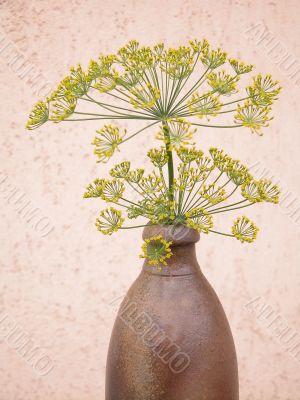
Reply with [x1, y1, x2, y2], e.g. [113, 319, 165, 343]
[0, 0, 300, 399]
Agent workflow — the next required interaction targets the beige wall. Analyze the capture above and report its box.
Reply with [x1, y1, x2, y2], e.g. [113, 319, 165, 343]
[0, 0, 299, 398]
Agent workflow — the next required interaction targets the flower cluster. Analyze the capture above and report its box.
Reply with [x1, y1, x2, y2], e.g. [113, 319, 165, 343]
[92, 125, 126, 162]
[26, 39, 281, 268]
[140, 235, 173, 267]
[83, 143, 280, 246]
[27, 39, 281, 142]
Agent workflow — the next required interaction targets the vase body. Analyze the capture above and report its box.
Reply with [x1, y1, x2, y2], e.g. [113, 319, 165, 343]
[106, 225, 239, 400]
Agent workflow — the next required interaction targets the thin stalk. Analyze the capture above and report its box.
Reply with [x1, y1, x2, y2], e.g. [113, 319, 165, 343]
[208, 202, 253, 215]
[169, 66, 210, 115]
[209, 229, 234, 238]
[175, 108, 236, 118]
[139, 71, 163, 116]
[166, 68, 186, 114]
[121, 121, 159, 144]
[173, 52, 201, 98]
[190, 122, 243, 128]
[182, 169, 213, 213]
[222, 96, 250, 107]
[204, 185, 239, 211]
[59, 116, 156, 122]
[172, 73, 240, 116]
[185, 171, 224, 212]
[74, 111, 127, 118]
[207, 198, 248, 213]
[177, 163, 191, 215]
[84, 93, 152, 118]
[162, 121, 174, 202]
[120, 223, 155, 230]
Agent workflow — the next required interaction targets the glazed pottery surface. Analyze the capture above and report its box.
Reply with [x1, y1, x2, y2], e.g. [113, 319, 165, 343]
[106, 224, 239, 400]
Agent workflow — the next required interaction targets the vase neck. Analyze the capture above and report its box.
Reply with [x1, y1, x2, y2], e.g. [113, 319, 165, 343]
[143, 242, 200, 276]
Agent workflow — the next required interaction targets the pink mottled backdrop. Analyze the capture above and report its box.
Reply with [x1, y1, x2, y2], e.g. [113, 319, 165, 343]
[0, 0, 299, 399]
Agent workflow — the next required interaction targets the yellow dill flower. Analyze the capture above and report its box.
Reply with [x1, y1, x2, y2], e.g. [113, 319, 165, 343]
[247, 74, 281, 107]
[176, 165, 204, 191]
[130, 83, 160, 109]
[95, 207, 124, 235]
[229, 59, 254, 75]
[147, 148, 168, 167]
[101, 179, 125, 203]
[196, 155, 215, 173]
[258, 179, 280, 204]
[160, 46, 194, 79]
[110, 161, 131, 179]
[207, 71, 239, 96]
[156, 119, 196, 149]
[87, 55, 116, 81]
[185, 208, 213, 234]
[47, 79, 71, 102]
[83, 178, 106, 198]
[209, 148, 232, 172]
[139, 173, 164, 194]
[232, 216, 259, 243]
[117, 40, 140, 60]
[149, 206, 176, 224]
[140, 235, 173, 266]
[26, 101, 49, 130]
[115, 70, 139, 89]
[201, 48, 227, 69]
[241, 180, 263, 203]
[67, 64, 91, 98]
[94, 73, 118, 93]
[189, 38, 209, 54]
[26, 39, 281, 137]
[188, 92, 222, 119]
[226, 159, 252, 186]
[200, 184, 227, 205]
[92, 125, 126, 163]
[51, 96, 77, 122]
[176, 146, 203, 163]
[234, 101, 273, 135]
[48, 65, 91, 102]
[126, 168, 144, 183]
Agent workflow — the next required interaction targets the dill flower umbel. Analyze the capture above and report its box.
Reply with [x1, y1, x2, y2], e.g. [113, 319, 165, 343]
[156, 119, 196, 149]
[92, 125, 126, 163]
[27, 39, 281, 135]
[140, 235, 173, 266]
[26, 39, 281, 263]
[95, 207, 124, 235]
[185, 208, 213, 233]
[234, 101, 273, 135]
[26, 101, 49, 130]
[231, 216, 259, 243]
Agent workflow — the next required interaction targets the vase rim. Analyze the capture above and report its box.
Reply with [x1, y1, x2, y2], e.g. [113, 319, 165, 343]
[142, 223, 200, 246]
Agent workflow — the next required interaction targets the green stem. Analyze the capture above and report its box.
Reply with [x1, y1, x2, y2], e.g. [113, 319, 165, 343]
[120, 223, 155, 230]
[209, 229, 234, 238]
[190, 122, 243, 128]
[207, 198, 248, 213]
[182, 169, 213, 213]
[162, 121, 174, 202]
[208, 202, 254, 214]
[169, 66, 210, 115]
[121, 121, 159, 144]
[204, 185, 239, 211]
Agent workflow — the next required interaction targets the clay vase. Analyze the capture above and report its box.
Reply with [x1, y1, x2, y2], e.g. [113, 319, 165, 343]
[106, 224, 239, 400]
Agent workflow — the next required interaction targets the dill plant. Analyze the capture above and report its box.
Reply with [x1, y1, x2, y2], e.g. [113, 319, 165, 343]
[27, 39, 281, 265]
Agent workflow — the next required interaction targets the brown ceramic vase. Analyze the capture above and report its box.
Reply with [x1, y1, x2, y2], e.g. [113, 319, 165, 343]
[106, 224, 239, 400]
